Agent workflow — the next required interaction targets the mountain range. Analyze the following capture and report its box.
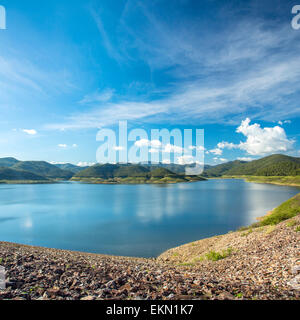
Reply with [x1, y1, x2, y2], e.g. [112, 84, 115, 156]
[0, 154, 299, 182]
[202, 154, 300, 177]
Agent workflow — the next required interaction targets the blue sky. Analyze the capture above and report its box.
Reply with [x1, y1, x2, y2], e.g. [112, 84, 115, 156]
[0, 0, 299, 165]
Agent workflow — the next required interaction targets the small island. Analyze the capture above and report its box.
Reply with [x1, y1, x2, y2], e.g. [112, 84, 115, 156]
[71, 164, 206, 184]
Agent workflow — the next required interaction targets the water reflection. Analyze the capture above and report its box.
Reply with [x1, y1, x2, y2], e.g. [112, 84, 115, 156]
[0, 180, 298, 257]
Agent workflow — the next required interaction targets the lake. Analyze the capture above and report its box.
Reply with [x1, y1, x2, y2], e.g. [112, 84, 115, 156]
[0, 179, 298, 257]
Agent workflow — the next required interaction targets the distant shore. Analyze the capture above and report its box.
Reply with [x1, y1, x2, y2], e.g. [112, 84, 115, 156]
[208, 176, 300, 187]
[70, 176, 206, 185]
[0, 180, 55, 185]
[1, 176, 300, 186]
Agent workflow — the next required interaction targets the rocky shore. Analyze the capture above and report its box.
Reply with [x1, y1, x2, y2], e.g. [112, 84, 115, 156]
[0, 215, 299, 300]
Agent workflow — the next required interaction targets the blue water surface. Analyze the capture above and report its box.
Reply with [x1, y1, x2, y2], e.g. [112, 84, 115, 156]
[0, 179, 298, 257]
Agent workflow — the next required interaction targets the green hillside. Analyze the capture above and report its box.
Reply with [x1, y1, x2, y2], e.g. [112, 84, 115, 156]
[0, 167, 48, 181]
[202, 160, 246, 177]
[150, 167, 178, 178]
[142, 163, 211, 174]
[0, 157, 20, 167]
[54, 163, 89, 173]
[204, 154, 300, 177]
[74, 164, 150, 179]
[12, 161, 73, 179]
[73, 163, 205, 184]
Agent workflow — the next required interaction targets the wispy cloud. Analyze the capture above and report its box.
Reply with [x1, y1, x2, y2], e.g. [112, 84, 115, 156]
[58, 143, 78, 149]
[91, 9, 124, 63]
[77, 161, 95, 167]
[46, 16, 300, 130]
[79, 88, 114, 105]
[22, 129, 37, 135]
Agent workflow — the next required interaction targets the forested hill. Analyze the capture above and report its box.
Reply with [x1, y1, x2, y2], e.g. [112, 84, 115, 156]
[203, 154, 300, 177]
[73, 163, 206, 183]
[0, 167, 48, 181]
[12, 161, 73, 179]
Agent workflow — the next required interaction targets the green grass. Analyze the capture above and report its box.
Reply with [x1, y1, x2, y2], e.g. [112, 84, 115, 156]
[295, 226, 300, 232]
[238, 193, 300, 231]
[240, 228, 253, 237]
[0, 180, 53, 184]
[177, 262, 195, 267]
[286, 219, 298, 227]
[72, 175, 204, 184]
[204, 247, 233, 261]
[260, 193, 300, 226]
[242, 175, 300, 186]
[265, 225, 276, 234]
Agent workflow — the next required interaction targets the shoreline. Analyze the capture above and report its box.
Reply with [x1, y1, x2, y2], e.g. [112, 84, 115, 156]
[0, 214, 299, 300]
[1, 176, 299, 186]
[208, 176, 300, 187]
[0, 194, 299, 300]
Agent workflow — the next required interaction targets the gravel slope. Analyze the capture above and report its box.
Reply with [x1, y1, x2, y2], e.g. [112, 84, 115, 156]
[0, 215, 299, 300]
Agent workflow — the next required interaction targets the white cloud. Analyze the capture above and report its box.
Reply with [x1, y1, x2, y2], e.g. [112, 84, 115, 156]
[58, 143, 78, 149]
[278, 120, 291, 125]
[44, 11, 300, 131]
[162, 159, 171, 164]
[50, 161, 67, 165]
[79, 88, 114, 105]
[217, 142, 238, 150]
[150, 140, 162, 148]
[213, 157, 227, 163]
[134, 139, 162, 148]
[134, 139, 185, 156]
[237, 157, 254, 162]
[149, 148, 159, 153]
[237, 118, 295, 156]
[163, 144, 183, 154]
[22, 129, 37, 135]
[176, 155, 195, 165]
[209, 148, 223, 155]
[113, 146, 124, 151]
[189, 145, 205, 151]
[77, 162, 95, 167]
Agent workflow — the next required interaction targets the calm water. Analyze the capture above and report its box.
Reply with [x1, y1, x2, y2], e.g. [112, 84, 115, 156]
[0, 179, 298, 257]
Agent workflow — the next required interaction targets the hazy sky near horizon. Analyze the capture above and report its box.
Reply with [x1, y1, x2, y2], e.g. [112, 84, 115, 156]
[0, 0, 299, 165]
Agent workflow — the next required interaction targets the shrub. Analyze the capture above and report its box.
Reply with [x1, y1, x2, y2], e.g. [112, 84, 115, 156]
[204, 247, 233, 261]
[260, 194, 300, 226]
[286, 219, 298, 227]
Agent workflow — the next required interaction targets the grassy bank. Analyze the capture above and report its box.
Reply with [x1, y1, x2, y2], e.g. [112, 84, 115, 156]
[159, 193, 300, 261]
[221, 175, 300, 187]
[71, 176, 206, 184]
[0, 180, 55, 184]
[253, 192, 300, 226]
[0, 193, 299, 300]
